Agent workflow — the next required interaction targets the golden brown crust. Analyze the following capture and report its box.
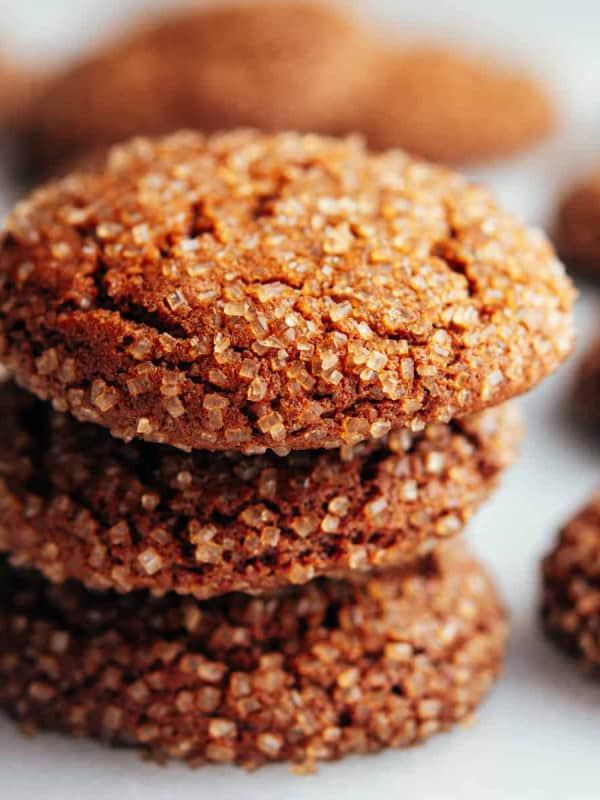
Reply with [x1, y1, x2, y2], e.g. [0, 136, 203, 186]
[0, 542, 507, 769]
[542, 490, 600, 672]
[0, 381, 520, 598]
[555, 168, 600, 277]
[345, 48, 555, 164]
[0, 130, 574, 452]
[19, 0, 379, 175]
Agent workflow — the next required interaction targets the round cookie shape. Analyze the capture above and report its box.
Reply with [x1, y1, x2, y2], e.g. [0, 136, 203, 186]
[0, 382, 520, 598]
[0, 130, 574, 452]
[542, 490, 600, 671]
[19, 1, 379, 176]
[352, 48, 555, 164]
[555, 167, 600, 278]
[0, 543, 507, 769]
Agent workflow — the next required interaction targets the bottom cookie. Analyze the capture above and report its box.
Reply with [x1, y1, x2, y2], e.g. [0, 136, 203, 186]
[0, 542, 506, 770]
[542, 491, 600, 671]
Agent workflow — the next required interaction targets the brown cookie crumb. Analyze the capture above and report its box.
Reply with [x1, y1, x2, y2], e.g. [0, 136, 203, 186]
[0, 130, 574, 452]
[0, 381, 520, 598]
[542, 490, 600, 672]
[347, 47, 555, 164]
[19, 0, 379, 176]
[0, 542, 507, 769]
[555, 167, 600, 278]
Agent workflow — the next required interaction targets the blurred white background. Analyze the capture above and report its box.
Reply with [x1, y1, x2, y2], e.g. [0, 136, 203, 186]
[1, 2, 600, 799]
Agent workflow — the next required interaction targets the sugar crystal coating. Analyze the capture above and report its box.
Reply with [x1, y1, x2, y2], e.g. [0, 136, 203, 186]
[0, 130, 574, 451]
[0, 542, 507, 769]
[542, 489, 600, 672]
[0, 381, 520, 598]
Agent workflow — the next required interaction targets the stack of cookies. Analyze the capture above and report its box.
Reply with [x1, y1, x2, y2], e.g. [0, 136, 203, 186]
[0, 130, 574, 770]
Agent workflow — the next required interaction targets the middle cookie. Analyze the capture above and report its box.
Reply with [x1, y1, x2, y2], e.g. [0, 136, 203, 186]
[0, 382, 520, 599]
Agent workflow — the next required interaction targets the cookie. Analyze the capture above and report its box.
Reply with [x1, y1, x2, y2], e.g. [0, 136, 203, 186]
[0, 46, 40, 130]
[541, 490, 600, 672]
[0, 381, 520, 598]
[0, 130, 574, 452]
[555, 168, 600, 278]
[572, 332, 600, 423]
[351, 48, 555, 164]
[19, 1, 378, 176]
[0, 542, 507, 769]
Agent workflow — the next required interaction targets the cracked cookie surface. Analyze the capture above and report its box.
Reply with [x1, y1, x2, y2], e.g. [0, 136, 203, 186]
[0, 382, 520, 598]
[0, 130, 574, 452]
[0, 541, 507, 769]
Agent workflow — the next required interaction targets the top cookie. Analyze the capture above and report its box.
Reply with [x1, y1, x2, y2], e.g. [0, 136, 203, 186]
[0, 130, 574, 453]
[19, 0, 378, 176]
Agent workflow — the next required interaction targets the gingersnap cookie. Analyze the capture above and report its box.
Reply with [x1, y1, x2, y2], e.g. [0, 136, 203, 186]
[0, 380, 519, 598]
[0, 131, 574, 452]
[352, 48, 555, 164]
[555, 168, 600, 278]
[18, 1, 379, 176]
[542, 490, 600, 672]
[0, 541, 507, 769]
[572, 332, 600, 423]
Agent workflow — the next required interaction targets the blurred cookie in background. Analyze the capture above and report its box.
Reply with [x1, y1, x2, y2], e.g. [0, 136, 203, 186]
[542, 490, 600, 674]
[0, 48, 35, 129]
[346, 48, 555, 164]
[18, 0, 380, 177]
[18, 0, 557, 178]
[572, 331, 600, 423]
[555, 167, 600, 278]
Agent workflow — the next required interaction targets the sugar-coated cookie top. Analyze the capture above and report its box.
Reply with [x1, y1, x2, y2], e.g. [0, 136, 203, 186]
[0, 130, 574, 452]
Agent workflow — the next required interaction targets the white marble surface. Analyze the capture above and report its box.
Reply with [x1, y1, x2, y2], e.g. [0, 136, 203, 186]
[1, 2, 600, 798]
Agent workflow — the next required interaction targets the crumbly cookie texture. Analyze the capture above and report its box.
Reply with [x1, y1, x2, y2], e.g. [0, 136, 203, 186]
[350, 48, 555, 164]
[0, 130, 574, 452]
[19, 0, 378, 176]
[555, 167, 600, 277]
[0, 381, 520, 598]
[542, 490, 600, 672]
[0, 542, 507, 769]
